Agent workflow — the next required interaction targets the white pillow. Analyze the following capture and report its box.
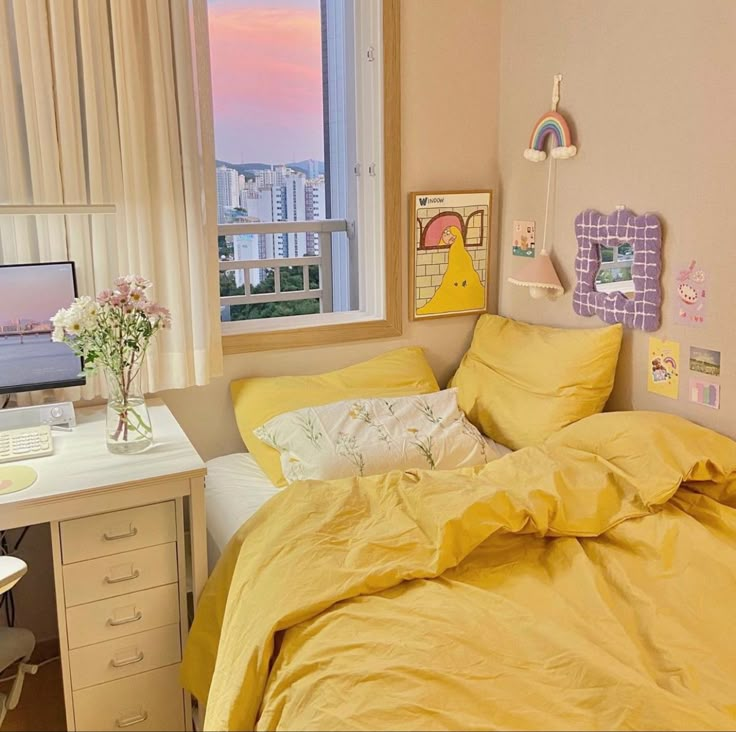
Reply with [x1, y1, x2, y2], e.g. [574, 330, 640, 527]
[252, 388, 506, 483]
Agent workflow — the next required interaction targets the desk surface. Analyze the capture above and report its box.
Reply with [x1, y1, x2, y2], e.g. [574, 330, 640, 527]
[0, 400, 205, 514]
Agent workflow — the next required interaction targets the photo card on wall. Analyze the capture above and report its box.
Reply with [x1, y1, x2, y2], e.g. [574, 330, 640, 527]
[689, 346, 721, 377]
[512, 220, 536, 257]
[689, 378, 720, 409]
[648, 336, 680, 400]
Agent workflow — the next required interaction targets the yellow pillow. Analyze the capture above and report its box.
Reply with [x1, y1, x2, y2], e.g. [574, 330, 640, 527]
[449, 314, 622, 450]
[231, 347, 440, 486]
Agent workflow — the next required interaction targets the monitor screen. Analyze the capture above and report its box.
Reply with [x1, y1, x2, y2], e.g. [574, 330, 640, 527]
[0, 262, 86, 394]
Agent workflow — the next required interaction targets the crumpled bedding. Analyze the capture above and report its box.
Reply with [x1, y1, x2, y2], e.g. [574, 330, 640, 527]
[182, 411, 736, 731]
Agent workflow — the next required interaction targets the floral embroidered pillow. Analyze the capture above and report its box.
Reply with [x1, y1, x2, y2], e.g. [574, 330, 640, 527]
[252, 388, 506, 484]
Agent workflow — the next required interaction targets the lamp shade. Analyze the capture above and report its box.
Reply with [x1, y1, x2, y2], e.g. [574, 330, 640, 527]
[507, 250, 564, 299]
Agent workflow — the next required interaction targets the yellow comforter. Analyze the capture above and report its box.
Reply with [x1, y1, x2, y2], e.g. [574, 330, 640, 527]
[182, 411, 736, 731]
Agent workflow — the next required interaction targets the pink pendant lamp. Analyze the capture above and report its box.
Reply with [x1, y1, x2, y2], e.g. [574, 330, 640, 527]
[508, 74, 569, 300]
[508, 249, 564, 299]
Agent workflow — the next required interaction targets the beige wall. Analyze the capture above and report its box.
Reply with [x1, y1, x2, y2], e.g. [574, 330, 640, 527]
[162, 0, 503, 461]
[499, 0, 736, 438]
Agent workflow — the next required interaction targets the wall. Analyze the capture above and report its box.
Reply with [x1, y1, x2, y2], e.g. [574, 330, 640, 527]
[162, 0, 502, 461]
[498, 0, 736, 437]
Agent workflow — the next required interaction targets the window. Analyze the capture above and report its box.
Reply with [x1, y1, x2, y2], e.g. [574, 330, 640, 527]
[194, 0, 400, 352]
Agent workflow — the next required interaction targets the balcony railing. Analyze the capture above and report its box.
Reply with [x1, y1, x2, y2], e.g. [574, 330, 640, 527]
[218, 219, 348, 316]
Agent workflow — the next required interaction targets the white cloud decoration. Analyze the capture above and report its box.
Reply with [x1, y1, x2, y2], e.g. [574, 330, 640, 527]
[550, 145, 577, 159]
[523, 148, 547, 162]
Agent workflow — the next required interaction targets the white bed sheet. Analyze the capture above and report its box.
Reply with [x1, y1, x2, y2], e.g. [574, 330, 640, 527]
[204, 444, 513, 571]
[205, 453, 280, 569]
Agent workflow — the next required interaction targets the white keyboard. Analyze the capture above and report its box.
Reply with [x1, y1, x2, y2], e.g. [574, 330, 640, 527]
[0, 425, 54, 463]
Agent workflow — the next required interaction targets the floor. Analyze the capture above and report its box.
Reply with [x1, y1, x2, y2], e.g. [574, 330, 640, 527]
[2, 659, 66, 731]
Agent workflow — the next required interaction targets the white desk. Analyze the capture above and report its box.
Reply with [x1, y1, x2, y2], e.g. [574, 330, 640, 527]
[0, 400, 207, 731]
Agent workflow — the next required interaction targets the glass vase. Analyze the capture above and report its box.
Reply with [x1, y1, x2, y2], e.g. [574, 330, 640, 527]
[104, 367, 153, 454]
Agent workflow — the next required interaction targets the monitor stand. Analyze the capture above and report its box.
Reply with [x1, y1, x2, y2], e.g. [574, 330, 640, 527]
[0, 465, 38, 496]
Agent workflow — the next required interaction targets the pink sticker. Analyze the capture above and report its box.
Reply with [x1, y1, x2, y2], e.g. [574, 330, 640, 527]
[689, 378, 720, 409]
[674, 260, 707, 327]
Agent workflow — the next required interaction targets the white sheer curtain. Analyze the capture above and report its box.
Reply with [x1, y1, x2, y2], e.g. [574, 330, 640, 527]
[0, 0, 223, 399]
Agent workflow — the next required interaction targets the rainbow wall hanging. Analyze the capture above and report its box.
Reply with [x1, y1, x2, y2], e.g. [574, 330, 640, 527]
[523, 76, 577, 162]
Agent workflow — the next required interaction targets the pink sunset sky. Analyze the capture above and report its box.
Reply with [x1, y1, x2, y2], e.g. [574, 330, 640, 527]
[207, 0, 325, 164]
[0, 264, 76, 324]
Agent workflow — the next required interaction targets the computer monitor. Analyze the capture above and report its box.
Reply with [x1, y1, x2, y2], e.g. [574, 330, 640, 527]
[0, 261, 85, 395]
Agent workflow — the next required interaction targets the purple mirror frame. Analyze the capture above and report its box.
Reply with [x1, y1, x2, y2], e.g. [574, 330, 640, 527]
[573, 208, 662, 331]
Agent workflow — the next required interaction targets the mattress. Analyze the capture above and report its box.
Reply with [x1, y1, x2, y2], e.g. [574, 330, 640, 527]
[204, 453, 280, 569]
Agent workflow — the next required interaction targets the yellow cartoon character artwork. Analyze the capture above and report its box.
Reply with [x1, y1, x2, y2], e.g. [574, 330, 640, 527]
[412, 190, 492, 319]
[416, 226, 485, 316]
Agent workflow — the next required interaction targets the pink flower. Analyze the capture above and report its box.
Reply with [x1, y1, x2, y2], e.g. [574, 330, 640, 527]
[128, 288, 148, 306]
[97, 289, 114, 304]
[145, 302, 172, 328]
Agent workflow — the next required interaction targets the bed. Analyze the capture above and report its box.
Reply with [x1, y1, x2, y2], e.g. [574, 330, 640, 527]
[185, 410, 736, 731]
[204, 454, 279, 571]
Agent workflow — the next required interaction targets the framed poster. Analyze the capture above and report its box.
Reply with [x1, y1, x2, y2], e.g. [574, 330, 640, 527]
[410, 190, 492, 320]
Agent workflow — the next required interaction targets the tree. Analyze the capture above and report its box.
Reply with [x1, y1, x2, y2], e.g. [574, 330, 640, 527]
[219, 266, 321, 320]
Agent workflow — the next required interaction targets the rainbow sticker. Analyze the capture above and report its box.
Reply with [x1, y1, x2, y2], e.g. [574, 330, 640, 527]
[524, 111, 577, 162]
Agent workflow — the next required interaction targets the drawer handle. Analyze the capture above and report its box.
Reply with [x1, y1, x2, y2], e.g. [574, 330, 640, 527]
[115, 711, 148, 728]
[103, 526, 138, 541]
[104, 569, 140, 585]
[107, 610, 143, 627]
[111, 650, 144, 668]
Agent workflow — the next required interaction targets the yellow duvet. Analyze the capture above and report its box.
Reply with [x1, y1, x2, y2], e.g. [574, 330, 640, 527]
[182, 411, 736, 731]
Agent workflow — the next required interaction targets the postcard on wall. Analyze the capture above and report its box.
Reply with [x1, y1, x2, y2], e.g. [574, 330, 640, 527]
[689, 378, 720, 409]
[512, 220, 536, 257]
[689, 346, 721, 376]
[410, 190, 492, 320]
[648, 337, 680, 400]
[674, 260, 707, 327]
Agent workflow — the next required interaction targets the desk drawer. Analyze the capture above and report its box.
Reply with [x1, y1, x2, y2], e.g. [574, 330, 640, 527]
[69, 623, 181, 690]
[63, 543, 178, 607]
[66, 583, 180, 649]
[73, 664, 185, 732]
[60, 502, 176, 564]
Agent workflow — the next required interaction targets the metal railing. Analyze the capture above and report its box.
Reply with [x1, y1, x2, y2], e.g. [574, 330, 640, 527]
[217, 219, 348, 315]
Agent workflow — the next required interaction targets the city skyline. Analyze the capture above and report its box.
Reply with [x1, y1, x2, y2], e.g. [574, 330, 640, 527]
[207, 0, 325, 164]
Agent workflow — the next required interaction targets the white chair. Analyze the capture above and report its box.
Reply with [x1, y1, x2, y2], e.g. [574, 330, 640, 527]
[0, 557, 38, 728]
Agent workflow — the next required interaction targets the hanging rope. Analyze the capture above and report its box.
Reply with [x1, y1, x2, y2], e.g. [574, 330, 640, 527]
[540, 157, 556, 254]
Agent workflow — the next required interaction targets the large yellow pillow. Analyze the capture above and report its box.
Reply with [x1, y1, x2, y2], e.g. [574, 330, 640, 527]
[449, 315, 622, 449]
[231, 347, 440, 486]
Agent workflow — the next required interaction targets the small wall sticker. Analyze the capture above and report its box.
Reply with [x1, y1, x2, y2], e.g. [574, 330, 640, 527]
[648, 337, 680, 400]
[512, 220, 536, 258]
[689, 378, 720, 409]
[689, 346, 721, 377]
[675, 260, 707, 327]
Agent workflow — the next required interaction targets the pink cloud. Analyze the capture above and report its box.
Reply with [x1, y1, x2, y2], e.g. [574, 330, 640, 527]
[207, 4, 324, 163]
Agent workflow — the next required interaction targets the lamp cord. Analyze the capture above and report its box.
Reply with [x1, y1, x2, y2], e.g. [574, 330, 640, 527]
[541, 156, 557, 254]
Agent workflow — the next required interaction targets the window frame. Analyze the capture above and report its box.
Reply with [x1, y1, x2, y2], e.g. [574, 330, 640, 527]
[193, 0, 401, 355]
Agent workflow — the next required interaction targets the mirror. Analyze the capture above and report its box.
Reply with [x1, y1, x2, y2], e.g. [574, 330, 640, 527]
[594, 242, 635, 298]
[573, 208, 662, 332]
